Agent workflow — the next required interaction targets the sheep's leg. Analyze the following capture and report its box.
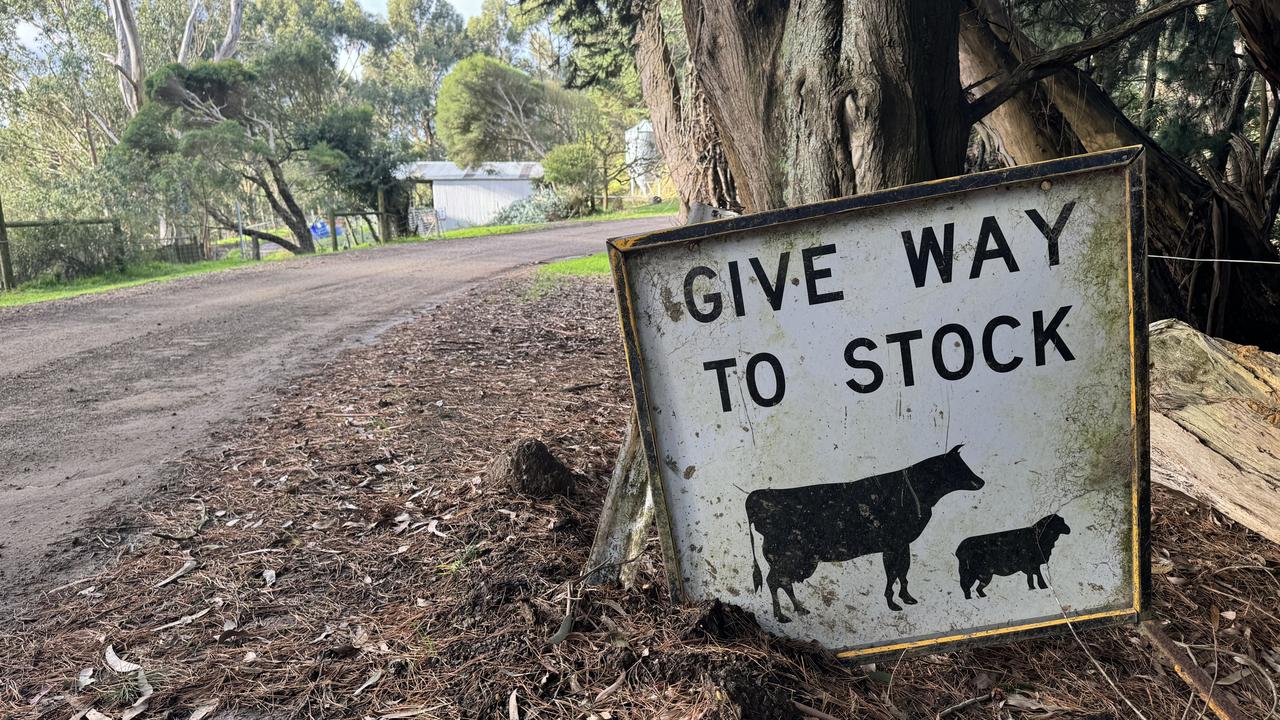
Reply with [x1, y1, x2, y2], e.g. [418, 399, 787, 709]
[881, 551, 903, 611]
[958, 558, 974, 599]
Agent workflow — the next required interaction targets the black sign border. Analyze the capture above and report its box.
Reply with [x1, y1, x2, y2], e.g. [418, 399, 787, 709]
[606, 147, 1150, 661]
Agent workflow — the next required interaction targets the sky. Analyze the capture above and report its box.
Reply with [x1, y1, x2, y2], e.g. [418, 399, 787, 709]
[357, 0, 487, 20]
[11, 0, 485, 57]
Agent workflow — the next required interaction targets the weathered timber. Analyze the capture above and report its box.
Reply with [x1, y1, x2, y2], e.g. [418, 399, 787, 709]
[1151, 319, 1280, 544]
[585, 416, 653, 587]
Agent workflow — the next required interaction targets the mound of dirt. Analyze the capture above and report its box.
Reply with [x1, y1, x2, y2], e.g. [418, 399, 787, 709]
[486, 437, 579, 498]
[2, 275, 1278, 720]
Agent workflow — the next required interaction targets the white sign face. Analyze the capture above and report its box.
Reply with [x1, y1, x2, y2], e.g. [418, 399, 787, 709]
[609, 151, 1148, 659]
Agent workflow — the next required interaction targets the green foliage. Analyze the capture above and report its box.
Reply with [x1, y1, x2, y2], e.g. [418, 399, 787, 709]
[542, 142, 598, 188]
[145, 61, 256, 113]
[1012, 1, 1254, 169]
[363, 0, 471, 155]
[300, 105, 413, 207]
[247, 0, 388, 48]
[528, 0, 638, 89]
[118, 104, 178, 156]
[437, 54, 577, 166]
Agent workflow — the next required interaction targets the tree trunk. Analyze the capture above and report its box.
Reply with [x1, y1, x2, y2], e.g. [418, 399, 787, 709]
[107, 0, 144, 116]
[177, 0, 201, 64]
[1229, 0, 1280, 88]
[1150, 319, 1280, 545]
[1140, 32, 1159, 130]
[266, 159, 315, 253]
[214, 0, 245, 61]
[958, 8, 1083, 164]
[680, 0, 966, 208]
[247, 164, 314, 254]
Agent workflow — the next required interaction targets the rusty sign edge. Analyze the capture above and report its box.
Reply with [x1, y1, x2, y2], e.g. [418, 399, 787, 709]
[606, 149, 1150, 661]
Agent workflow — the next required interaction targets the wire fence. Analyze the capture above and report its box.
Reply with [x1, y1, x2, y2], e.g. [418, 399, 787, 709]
[0, 197, 404, 291]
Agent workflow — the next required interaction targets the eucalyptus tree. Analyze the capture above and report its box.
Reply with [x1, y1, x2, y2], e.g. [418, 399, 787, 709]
[360, 0, 471, 156]
[437, 54, 585, 165]
[115, 37, 399, 254]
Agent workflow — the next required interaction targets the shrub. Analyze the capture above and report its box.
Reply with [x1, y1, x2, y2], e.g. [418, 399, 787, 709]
[492, 189, 573, 225]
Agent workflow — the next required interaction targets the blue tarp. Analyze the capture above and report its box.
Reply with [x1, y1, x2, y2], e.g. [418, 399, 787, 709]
[309, 221, 344, 239]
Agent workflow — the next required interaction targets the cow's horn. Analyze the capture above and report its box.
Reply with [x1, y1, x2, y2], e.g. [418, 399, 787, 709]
[950, 443, 965, 453]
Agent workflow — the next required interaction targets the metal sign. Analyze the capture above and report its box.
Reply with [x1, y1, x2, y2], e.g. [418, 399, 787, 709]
[607, 148, 1149, 659]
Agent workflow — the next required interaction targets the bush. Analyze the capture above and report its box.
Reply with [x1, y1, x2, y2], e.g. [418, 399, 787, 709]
[492, 189, 573, 225]
[9, 222, 136, 284]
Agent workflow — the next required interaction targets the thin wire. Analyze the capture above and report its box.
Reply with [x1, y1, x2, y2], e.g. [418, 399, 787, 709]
[1149, 254, 1280, 266]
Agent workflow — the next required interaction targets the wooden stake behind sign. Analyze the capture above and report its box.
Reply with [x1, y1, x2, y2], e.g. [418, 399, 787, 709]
[584, 415, 653, 587]
[585, 204, 738, 587]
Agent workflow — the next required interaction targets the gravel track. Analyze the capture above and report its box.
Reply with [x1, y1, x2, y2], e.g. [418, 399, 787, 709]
[0, 217, 670, 597]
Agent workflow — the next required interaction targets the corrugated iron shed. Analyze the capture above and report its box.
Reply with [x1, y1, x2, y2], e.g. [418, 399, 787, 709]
[396, 161, 544, 182]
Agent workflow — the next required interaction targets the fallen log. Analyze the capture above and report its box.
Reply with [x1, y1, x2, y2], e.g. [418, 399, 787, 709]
[1151, 319, 1280, 544]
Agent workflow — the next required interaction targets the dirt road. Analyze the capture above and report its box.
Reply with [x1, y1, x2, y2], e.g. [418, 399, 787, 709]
[0, 217, 670, 597]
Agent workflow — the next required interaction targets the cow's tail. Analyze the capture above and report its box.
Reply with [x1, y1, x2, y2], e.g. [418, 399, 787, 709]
[747, 511, 763, 593]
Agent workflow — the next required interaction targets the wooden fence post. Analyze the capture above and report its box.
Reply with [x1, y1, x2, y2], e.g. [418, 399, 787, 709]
[327, 209, 338, 252]
[0, 198, 15, 291]
[111, 221, 125, 270]
[377, 188, 392, 243]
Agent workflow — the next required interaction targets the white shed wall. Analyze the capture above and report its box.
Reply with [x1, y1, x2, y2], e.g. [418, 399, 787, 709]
[433, 179, 536, 230]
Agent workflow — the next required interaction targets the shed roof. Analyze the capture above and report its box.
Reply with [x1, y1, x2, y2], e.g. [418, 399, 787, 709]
[396, 161, 544, 182]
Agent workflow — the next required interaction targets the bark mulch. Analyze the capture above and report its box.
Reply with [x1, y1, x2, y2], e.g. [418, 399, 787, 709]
[3, 275, 1279, 720]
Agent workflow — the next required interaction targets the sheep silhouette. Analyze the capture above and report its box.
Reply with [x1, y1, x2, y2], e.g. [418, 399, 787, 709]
[955, 514, 1071, 599]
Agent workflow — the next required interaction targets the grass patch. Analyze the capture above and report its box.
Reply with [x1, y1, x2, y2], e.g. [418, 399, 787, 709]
[527, 252, 611, 299]
[539, 252, 611, 278]
[581, 198, 678, 221]
[436, 223, 543, 240]
[0, 258, 256, 308]
[435, 198, 677, 240]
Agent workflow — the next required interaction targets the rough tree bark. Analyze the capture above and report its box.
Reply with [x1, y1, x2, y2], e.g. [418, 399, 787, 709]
[679, 0, 966, 207]
[1150, 319, 1280, 545]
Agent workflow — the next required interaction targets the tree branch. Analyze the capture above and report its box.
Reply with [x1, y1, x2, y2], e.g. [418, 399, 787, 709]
[177, 0, 201, 64]
[207, 206, 301, 254]
[968, 0, 1212, 123]
[213, 0, 244, 61]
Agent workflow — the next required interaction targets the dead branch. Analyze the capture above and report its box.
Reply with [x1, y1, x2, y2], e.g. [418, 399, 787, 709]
[969, 0, 1212, 122]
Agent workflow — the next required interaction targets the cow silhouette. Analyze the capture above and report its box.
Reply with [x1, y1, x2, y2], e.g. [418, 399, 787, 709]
[956, 514, 1071, 599]
[746, 445, 985, 622]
